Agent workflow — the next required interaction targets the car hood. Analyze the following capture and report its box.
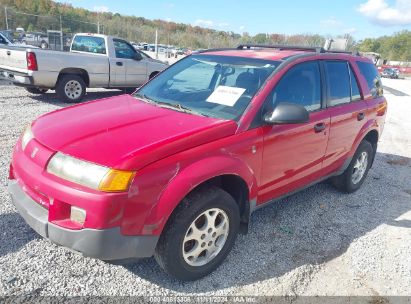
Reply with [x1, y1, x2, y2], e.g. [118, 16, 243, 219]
[32, 94, 237, 170]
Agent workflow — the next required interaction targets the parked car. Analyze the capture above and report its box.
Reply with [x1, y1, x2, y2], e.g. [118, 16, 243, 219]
[0, 33, 168, 102]
[8, 45, 387, 281]
[381, 68, 399, 79]
[23, 32, 49, 49]
[0, 32, 38, 48]
[0, 32, 13, 46]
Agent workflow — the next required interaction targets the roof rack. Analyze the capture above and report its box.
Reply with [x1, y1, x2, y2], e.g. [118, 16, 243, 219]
[323, 49, 360, 56]
[236, 44, 360, 56]
[237, 44, 325, 53]
[196, 48, 238, 54]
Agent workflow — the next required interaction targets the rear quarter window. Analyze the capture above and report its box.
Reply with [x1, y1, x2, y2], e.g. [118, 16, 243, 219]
[356, 61, 383, 98]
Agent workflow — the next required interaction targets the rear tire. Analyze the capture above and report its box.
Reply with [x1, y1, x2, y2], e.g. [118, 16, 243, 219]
[25, 87, 48, 94]
[56, 75, 86, 103]
[154, 186, 240, 281]
[331, 140, 374, 193]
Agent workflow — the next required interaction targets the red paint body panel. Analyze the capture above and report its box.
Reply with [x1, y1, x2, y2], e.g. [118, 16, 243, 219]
[32, 94, 237, 169]
[9, 51, 387, 238]
[259, 110, 331, 202]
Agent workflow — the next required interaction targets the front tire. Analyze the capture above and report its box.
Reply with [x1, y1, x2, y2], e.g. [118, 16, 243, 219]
[25, 87, 49, 94]
[331, 140, 374, 193]
[56, 75, 86, 103]
[155, 186, 240, 281]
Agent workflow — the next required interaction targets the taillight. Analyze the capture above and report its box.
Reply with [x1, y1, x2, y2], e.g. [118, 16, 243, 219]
[27, 52, 38, 71]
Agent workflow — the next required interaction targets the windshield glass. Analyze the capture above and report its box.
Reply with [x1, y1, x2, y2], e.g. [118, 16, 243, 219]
[134, 55, 280, 120]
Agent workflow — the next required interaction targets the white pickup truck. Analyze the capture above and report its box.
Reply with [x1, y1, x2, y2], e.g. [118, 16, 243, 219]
[0, 33, 168, 102]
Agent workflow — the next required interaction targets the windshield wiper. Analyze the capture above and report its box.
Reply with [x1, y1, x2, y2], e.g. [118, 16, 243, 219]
[134, 93, 157, 104]
[134, 93, 208, 117]
[156, 101, 209, 117]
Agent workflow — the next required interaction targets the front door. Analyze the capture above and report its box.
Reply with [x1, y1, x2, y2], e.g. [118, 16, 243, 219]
[259, 61, 330, 203]
[113, 39, 147, 87]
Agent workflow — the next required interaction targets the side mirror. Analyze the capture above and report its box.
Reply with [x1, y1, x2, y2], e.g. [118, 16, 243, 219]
[264, 102, 309, 124]
[133, 52, 143, 61]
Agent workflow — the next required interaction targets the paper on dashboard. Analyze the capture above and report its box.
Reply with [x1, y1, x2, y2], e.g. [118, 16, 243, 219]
[206, 86, 246, 107]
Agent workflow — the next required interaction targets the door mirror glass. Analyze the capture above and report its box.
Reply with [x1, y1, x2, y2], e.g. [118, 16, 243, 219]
[264, 102, 309, 124]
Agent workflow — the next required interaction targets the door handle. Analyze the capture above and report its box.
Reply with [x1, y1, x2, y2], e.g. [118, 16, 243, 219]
[116, 62, 123, 66]
[6, 51, 11, 56]
[314, 122, 326, 133]
[357, 112, 365, 121]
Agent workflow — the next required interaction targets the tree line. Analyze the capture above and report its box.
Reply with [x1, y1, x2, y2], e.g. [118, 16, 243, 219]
[0, 0, 410, 61]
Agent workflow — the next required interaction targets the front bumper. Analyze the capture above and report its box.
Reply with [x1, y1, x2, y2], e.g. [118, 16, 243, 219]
[8, 180, 158, 260]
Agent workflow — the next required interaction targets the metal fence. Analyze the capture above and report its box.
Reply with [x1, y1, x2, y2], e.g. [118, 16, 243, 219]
[1, 6, 104, 50]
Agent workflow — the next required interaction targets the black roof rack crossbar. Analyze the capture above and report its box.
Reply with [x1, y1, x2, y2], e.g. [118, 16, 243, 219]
[323, 49, 360, 56]
[237, 44, 325, 53]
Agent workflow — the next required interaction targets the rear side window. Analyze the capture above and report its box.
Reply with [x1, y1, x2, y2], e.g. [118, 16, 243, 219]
[356, 61, 383, 98]
[271, 61, 321, 111]
[324, 61, 351, 106]
[71, 36, 106, 54]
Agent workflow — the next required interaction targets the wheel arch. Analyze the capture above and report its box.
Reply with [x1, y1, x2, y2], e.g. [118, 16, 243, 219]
[149, 71, 159, 79]
[351, 124, 379, 168]
[56, 68, 90, 87]
[146, 156, 258, 236]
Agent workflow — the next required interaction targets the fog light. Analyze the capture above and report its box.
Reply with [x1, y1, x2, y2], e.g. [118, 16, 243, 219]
[70, 206, 86, 225]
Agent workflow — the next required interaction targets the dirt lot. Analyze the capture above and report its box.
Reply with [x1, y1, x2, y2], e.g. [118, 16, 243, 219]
[0, 79, 410, 297]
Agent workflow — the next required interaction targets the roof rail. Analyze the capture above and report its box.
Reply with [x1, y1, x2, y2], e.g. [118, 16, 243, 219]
[196, 47, 238, 54]
[323, 49, 360, 56]
[237, 44, 325, 53]
[237, 44, 360, 56]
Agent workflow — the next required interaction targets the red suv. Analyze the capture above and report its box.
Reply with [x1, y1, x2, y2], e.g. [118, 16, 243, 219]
[8, 45, 387, 281]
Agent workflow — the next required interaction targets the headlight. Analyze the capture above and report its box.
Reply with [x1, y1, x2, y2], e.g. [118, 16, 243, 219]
[21, 125, 34, 150]
[47, 152, 135, 192]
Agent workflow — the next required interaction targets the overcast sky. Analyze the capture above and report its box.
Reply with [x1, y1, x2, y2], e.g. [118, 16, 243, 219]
[58, 0, 411, 39]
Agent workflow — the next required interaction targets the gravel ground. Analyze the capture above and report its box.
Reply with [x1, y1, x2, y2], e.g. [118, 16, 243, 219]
[0, 80, 410, 297]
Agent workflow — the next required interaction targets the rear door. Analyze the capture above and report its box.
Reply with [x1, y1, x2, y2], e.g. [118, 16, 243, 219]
[321, 60, 369, 174]
[113, 39, 147, 87]
[259, 60, 331, 203]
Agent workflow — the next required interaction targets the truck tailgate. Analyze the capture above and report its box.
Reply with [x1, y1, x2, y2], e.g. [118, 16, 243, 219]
[0, 47, 28, 72]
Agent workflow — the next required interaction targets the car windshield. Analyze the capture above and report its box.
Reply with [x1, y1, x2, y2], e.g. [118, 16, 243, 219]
[134, 55, 280, 120]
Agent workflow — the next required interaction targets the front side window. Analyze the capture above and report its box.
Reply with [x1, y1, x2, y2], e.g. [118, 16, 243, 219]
[114, 39, 137, 59]
[134, 55, 279, 120]
[325, 61, 351, 106]
[71, 36, 106, 54]
[356, 61, 383, 98]
[269, 61, 322, 112]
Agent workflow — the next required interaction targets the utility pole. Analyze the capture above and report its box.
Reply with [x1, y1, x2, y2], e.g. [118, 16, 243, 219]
[4, 6, 9, 30]
[97, 21, 100, 34]
[59, 15, 64, 51]
[155, 29, 158, 59]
